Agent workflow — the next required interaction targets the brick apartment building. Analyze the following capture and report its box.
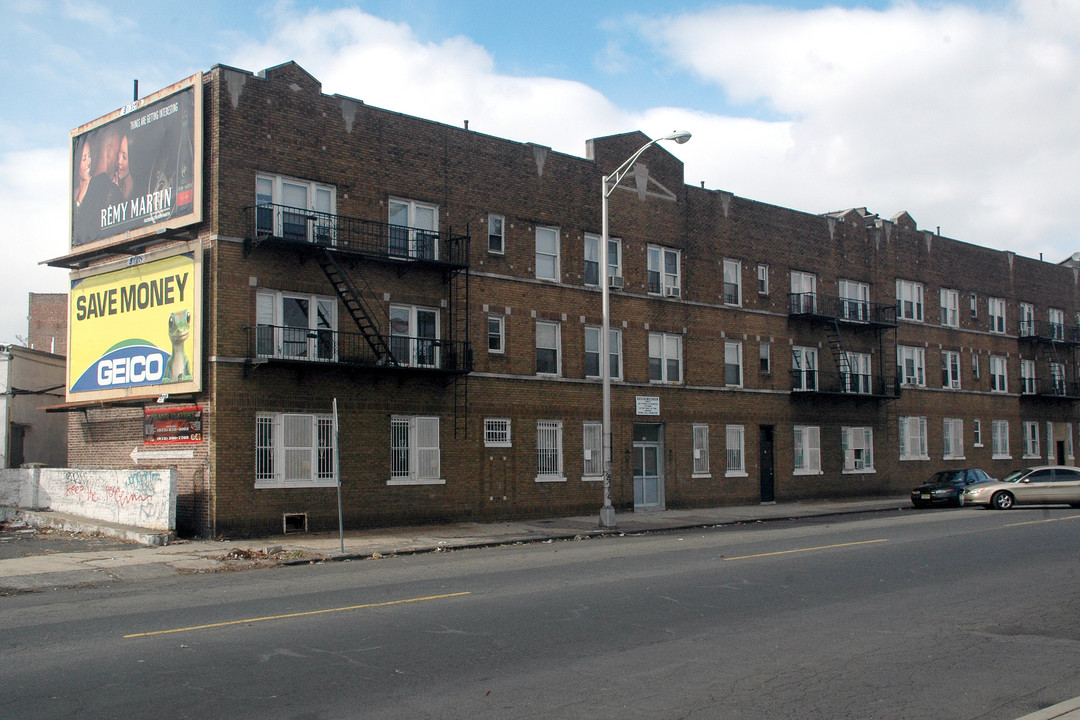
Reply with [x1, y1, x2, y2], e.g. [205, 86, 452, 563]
[49, 61, 1080, 537]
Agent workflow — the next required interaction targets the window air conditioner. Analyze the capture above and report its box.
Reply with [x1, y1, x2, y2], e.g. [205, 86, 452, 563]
[608, 275, 624, 290]
[665, 286, 681, 298]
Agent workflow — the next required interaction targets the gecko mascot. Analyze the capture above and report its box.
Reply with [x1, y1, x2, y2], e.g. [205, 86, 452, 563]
[163, 309, 192, 382]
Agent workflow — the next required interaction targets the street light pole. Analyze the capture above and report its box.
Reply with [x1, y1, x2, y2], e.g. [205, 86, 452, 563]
[599, 131, 691, 528]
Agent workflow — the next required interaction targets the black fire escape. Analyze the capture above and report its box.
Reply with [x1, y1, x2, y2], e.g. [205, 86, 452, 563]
[1018, 318, 1080, 400]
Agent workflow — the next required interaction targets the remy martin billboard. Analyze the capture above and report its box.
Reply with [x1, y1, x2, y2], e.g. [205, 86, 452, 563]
[70, 73, 202, 251]
[67, 243, 202, 403]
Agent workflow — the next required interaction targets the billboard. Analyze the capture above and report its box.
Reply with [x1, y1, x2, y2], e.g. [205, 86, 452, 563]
[70, 73, 202, 251]
[68, 243, 202, 403]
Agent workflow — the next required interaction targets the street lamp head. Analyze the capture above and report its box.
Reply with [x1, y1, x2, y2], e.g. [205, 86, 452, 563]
[664, 130, 692, 144]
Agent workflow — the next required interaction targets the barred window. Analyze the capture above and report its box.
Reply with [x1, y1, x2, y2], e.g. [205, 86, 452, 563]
[484, 418, 511, 447]
[536, 420, 564, 481]
[390, 416, 442, 485]
[583, 422, 603, 478]
[692, 424, 710, 476]
[725, 425, 745, 476]
[255, 412, 335, 488]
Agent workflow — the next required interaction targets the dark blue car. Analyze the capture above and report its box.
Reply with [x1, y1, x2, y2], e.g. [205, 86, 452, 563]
[910, 468, 993, 508]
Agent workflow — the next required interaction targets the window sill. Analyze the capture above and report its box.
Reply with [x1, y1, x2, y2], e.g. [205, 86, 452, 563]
[255, 479, 338, 489]
[842, 468, 877, 475]
[723, 471, 746, 478]
[535, 475, 567, 483]
[793, 469, 823, 476]
[992, 454, 1012, 460]
[387, 477, 446, 486]
[943, 456, 966, 461]
[900, 456, 931, 461]
[582, 475, 604, 483]
[694, 472, 714, 479]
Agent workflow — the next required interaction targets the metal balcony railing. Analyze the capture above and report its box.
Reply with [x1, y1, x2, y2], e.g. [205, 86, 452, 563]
[1024, 377, 1080, 399]
[245, 203, 470, 269]
[247, 324, 472, 374]
[788, 293, 898, 327]
[789, 369, 899, 398]
[1019, 320, 1080, 345]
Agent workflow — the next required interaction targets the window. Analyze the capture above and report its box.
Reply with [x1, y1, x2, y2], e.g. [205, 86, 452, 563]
[487, 314, 505, 354]
[896, 279, 924, 321]
[972, 352, 980, 380]
[1023, 421, 1040, 458]
[1020, 303, 1034, 337]
[940, 289, 959, 327]
[648, 246, 681, 297]
[390, 304, 440, 368]
[725, 340, 742, 386]
[255, 413, 336, 487]
[793, 426, 821, 474]
[973, 419, 983, 447]
[897, 345, 926, 387]
[535, 321, 561, 376]
[488, 214, 505, 254]
[535, 226, 560, 281]
[389, 197, 438, 259]
[1020, 359, 1036, 394]
[899, 416, 929, 460]
[792, 346, 818, 391]
[790, 271, 817, 313]
[842, 427, 874, 472]
[988, 297, 1006, 333]
[726, 425, 746, 476]
[484, 418, 511, 447]
[990, 355, 1008, 393]
[941, 350, 961, 389]
[1051, 362, 1066, 395]
[757, 264, 769, 295]
[649, 332, 682, 383]
[390, 416, 442, 484]
[1068, 423, 1074, 460]
[585, 326, 622, 380]
[583, 421, 603, 479]
[584, 234, 622, 287]
[992, 419, 1010, 459]
[256, 290, 337, 362]
[255, 173, 336, 243]
[845, 352, 872, 394]
[1050, 308, 1065, 341]
[693, 424, 711, 477]
[943, 419, 964, 460]
[970, 292, 978, 319]
[536, 420, 565, 481]
[759, 342, 771, 375]
[723, 259, 742, 305]
[838, 279, 869, 321]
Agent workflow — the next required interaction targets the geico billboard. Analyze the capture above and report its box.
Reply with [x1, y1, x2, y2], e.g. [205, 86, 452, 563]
[68, 245, 202, 402]
[70, 73, 202, 251]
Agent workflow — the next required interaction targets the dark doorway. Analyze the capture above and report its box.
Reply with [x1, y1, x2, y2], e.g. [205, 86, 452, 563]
[759, 425, 775, 503]
[1056, 440, 1066, 466]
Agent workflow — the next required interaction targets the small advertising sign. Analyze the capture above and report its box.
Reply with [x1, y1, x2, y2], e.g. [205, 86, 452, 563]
[143, 405, 203, 445]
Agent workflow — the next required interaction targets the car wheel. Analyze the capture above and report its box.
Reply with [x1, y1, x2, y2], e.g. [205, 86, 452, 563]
[991, 491, 1014, 510]
[953, 492, 965, 508]
[912, 500, 928, 509]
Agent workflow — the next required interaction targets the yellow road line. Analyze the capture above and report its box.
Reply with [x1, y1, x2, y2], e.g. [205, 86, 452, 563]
[124, 591, 471, 639]
[722, 539, 888, 561]
[1005, 514, 1080, 528]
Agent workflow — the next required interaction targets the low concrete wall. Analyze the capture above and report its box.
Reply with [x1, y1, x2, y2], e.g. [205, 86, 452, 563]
[0, 467, 176, 532]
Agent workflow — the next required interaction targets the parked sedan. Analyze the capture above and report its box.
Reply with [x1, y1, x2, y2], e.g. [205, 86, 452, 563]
[962, 465, 1080, 510]
[910, 468, 993, 508]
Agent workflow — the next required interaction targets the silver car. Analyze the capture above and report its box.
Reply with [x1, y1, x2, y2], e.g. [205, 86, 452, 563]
[962, 465, 1080, 509]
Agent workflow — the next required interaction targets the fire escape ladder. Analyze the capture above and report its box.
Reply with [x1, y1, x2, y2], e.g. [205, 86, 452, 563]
[316, 248, 398, 366]
[825, 319, 852, 389]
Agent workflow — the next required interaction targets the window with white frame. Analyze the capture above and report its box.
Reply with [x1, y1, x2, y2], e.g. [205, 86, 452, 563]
[1020, 303, 1035, 337]
[1020, 359, 1036, 394]
[845, 352, 872, 394]
[1051, 362, 1066, 394]
[794, 426, 821, 474]
[389, 197, 439, 260]
[649, 332, 682, 383]
[584, 233, 622, 287]
[487, 314, 505, 354]
[1067, 423, 1074, 459]
[988, 297, 1006, 333]
[899, 416, 929, 460]
[390, 416, 442, 485]
[841, 427, 874, 472]
[256, 290, 337, 362]
[693, 424, 711, 477]
[484, 418, 511, 447]
[943, 418, 964, 460]
[792, 346, 818, 391]
[255, 173, 336, 244]
[725, 340, 742, 386]
[1023, 421, 1040, 458]
[583, 421, 603, 478]
[896, 279, 924, 322]
[535, 226, 560, 281]
[897, 345, 926, 387]
[536, 420, 565, 481]
[255, 412, 336, 488]
[760, 342, 771, 375]
[972, 352, 980, 380]
[723, 259, 742, 306]
[992, 419, 1010, 458]
[941, 350, 961, 390]
[647, 246, 681, 297]
[839, 279, 869, 321]
[973, 419, 983, 447]
[488, 214, 505, 254]
[535, 320, 561, 376]
[940, 288, 959, 327]
[390, 304, 440, 368]
[585, 326, 622, 380]
[726, 425, 746, 477]
[790, 271, 817, 313]
[1050, 308, 1065, 341]
[970, 292, 979, 319]
[990, 355, 1008, 392]
[1047, 421, 1054, 463]
[757, 264, 769, 295]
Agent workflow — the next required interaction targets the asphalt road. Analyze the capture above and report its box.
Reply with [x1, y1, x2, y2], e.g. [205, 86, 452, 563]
[1, 507, 1078, 719]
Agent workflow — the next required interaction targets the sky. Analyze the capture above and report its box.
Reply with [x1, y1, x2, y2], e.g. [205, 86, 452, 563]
[1, 0, 1078, 346]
